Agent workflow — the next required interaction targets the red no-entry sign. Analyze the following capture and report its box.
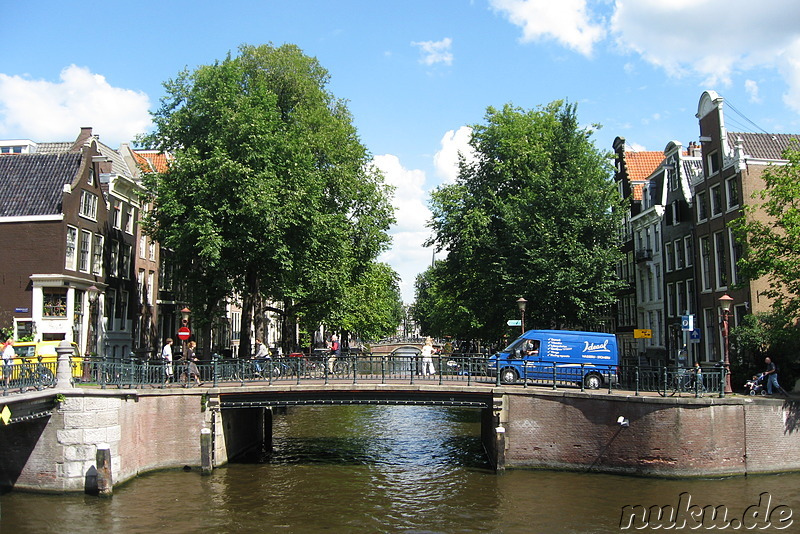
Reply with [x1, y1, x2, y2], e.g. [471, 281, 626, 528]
[177, 327, 191, 341]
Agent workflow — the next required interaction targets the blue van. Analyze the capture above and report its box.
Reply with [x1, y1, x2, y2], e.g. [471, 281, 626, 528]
[487, 330, 619, 389]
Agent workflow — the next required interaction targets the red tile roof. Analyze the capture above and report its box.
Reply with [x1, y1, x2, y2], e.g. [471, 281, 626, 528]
[132, 150, 171, 173]
[625, 151, 663, 182]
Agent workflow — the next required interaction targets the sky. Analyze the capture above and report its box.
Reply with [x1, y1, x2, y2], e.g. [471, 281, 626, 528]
[3, 0, 800, 303]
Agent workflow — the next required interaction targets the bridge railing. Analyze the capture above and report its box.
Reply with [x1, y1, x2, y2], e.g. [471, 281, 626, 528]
[1, 354, 726, 398]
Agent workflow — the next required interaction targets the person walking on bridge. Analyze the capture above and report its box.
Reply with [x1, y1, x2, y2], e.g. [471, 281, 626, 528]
[327, 334, 341, 374]
[161, 338, 174, 385]
[764, 357, 788, 396]
[421, 337, 436, 376]
[2, 338, 14, 391]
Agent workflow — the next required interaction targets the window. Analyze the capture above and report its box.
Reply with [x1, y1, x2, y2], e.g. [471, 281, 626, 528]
[707, 151, 720, 175]
[655, 265, 662, 301]
[121, 244, 132, 279]
[686, 279, 695, 315]
[674, 239, 684, 270]
[88, 168, 95, 186]
[112, 199, 122, 229]
[729, 229, 742, 286]
[231, 311, 241, 340]
[106, 289, 117, 332]
[710, 184, 723, 217]
[79, 230, 91, 272]
[653, 225, 660, 253]
[696, 191, 708, 221]
[700, 236, 712, 291]
[110, 240, 120, 277]
[684, 237, 693, 268]
[676, 281, 686, 315]
[704, 308, 717, 361]
[714, 231, 727, 288]
[667, 283, 675, 317]
[92, 234, 103, 275]
[43, 288, 68, 317]
[120, 291, 129, 331]
[668, 168, 677, 191]
[138, 269, 146, 302]
[665, 243, 674, 272]
[726, 177, 739, 210]
[148, 271, 155, 306]
[671, 201, 680, 225]
[65, 226, 77, 270]
[139, 235, 147, 259]
[125, 206, 135, 234]
[79, 190, 98, 220]
[149, 241, 156, 261]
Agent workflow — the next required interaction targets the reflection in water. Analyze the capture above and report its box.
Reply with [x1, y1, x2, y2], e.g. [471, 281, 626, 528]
[2, 405, 799, 533]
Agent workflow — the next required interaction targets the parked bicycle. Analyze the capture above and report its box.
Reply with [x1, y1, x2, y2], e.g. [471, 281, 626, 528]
[659, 367, 706, 397]
[17, 357, 56, 391]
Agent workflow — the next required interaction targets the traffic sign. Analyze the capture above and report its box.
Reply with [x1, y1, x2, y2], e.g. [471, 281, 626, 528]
[690, 328, 701, 343]
[681, 314, 695, 332]
[177, 327, 191, 341]
[634, 329, 652, 339]
[507, 319, 522, 327]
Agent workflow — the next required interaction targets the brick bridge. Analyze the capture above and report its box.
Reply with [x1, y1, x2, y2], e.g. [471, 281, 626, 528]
[3, 353, 800, 493]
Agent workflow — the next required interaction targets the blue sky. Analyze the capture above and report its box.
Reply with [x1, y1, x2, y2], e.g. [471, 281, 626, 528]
[3, 0, 800, 302]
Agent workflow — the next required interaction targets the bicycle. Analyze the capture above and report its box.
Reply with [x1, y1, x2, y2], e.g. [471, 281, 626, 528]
[660, 367, 706, 397]
[18, 357, 56, 391]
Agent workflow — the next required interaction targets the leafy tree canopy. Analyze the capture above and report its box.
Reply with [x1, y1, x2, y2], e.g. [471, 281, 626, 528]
[141, 43, 395, 345]
[420, 101, 624, 342]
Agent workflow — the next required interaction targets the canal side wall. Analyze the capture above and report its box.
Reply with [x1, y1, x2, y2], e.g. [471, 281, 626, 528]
[2, 389, 262, 493]
[499, 390, 800, 476]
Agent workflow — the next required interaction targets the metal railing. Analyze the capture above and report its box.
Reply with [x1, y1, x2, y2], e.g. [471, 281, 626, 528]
[2, 353, 727, 399]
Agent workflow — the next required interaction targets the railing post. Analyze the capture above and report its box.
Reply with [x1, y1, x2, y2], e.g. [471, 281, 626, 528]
[551, 363, 557, 390]
[662, 366, 668, 397]
[100, 354, 107, 390]
[352, 353, 357, 385]
[719, 367, 726, 398]
[580, 363, 585, 392]
[410, 354, 415, 385]
[608, 366, 612, 394]
[212, 354, 218, 388]
[495, 359, 501, 387]
[438, 354, 443, 386]
[381, 355, 386, 384]
[634, 366, 640, 396]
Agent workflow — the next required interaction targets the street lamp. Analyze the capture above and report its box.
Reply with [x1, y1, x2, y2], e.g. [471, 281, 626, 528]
[180, 307, 191, 326]
[719, 294, 733, 394]
[516, 297, 527, 335]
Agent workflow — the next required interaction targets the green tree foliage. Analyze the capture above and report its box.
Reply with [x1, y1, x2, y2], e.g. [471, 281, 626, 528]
[142, 43, 395, 352]
[421, 102, 624, 342]
[730, 144, 800, 373]
[334, 262, 404, 341]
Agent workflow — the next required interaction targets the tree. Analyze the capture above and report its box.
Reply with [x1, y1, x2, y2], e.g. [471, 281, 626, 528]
[142, 44, 395, 353]
[334, 262, 404, 342]
[423, 101, 624, 342]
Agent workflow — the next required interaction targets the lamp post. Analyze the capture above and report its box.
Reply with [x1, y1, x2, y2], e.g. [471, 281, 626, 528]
[516, 297, 527, 335]
[719, 294, 733, 394]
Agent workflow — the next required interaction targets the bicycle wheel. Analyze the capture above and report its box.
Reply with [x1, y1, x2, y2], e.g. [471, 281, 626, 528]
[36, 367, 56, 388]
[333, 359, 351, 378]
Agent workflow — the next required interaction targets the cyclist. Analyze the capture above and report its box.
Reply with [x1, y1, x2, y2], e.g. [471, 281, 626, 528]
[252, 338, 270, 376]
[2, 338, 14, 390]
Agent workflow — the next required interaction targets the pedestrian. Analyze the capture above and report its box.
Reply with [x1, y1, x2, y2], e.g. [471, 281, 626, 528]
[182, 340, 202, 387]
[421, 337, 436, 376]
[327, 334, 340, 374]
[161, 338, 174, 385]
[764, 357, 788, 396]
[2, 338, 15, 390]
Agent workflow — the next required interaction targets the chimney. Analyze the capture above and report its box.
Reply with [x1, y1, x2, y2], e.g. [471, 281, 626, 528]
[70, 127, 94, 152]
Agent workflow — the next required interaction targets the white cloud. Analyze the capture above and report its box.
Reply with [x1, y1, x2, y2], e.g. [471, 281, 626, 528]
[374, 154, 433, 302]
[0, 65, 151, 145]
[610, 0, 800, 112]
[411, 38, 454, 66]
[490, 0, 605, 56]
[744, 80, 761, 103]
[433, 126, 475, 183]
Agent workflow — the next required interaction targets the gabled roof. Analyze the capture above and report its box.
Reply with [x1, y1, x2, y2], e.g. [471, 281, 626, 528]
[0, 153, 82, 217]
[625, 151, 664, 182]
[729, 132, 800, 161]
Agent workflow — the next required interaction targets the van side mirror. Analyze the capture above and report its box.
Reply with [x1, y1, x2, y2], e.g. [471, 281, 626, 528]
[514, 349, 522, 359]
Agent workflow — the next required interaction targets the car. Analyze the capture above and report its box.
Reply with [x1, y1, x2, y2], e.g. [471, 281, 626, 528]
[12, 340, 83, 378]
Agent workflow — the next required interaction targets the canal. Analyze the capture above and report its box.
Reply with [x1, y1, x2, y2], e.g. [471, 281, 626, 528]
[1, 405, 799, 532]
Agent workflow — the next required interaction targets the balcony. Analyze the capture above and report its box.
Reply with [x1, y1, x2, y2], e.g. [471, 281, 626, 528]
[635, 248, 653, 263]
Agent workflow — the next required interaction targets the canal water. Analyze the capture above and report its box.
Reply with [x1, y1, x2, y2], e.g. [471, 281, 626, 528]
[1, 405, 799, 533]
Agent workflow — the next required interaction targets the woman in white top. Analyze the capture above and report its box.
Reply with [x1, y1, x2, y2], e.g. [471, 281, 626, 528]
[421, 337, 436, 376]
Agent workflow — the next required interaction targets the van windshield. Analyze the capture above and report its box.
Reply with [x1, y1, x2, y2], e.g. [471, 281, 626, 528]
[502, 338, 539, 353]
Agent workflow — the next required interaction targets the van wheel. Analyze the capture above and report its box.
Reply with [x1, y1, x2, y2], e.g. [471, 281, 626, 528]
[500, 368, 519, 385]
[584, 373, 602, 390]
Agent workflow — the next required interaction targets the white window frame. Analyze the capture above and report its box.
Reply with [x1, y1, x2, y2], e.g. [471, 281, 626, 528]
[696, 191, 708, 222]
[684, 236, 693, 268]
[92, 234, 104, 276]
[700, 236, 712, 292]
[65, 225, 78, 270]
[79, 190, 98, 220]
[710, 184, 723, 217]
[714, 230, 728, 289]
[125, 206, 135, 234]
[79, 230, 92, 273]
[665, 242, 674, 272]
[726, 177, 739, 211]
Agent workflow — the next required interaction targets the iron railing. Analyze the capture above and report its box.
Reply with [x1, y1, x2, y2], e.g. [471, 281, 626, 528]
[2, 353, 727, 399]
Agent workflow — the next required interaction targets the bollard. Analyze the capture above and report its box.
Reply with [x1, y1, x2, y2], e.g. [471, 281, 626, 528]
[201, 428, 213, 475]
[55, 340, 74, 390]
[495, 426, 506, 471]
[96, 443, 113, 496]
